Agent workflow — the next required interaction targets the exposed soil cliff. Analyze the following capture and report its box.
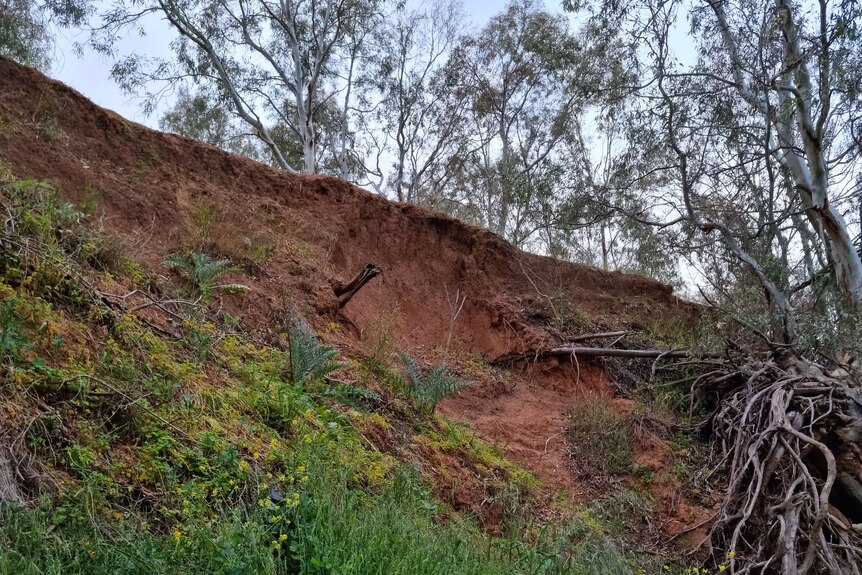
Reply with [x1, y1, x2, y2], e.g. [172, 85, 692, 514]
[0, 56, 708, 537]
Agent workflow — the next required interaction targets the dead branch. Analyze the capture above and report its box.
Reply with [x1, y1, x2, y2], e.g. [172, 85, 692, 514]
[494, 345, 690, 364]
[567, 330, 630, 343]
[549, 346, 690, 358]
[444, 284, 467, 354]
[333, 263, 382, 309]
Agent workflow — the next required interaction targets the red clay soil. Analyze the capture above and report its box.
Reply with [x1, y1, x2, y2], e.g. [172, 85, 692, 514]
[439, 359, 615, 496]
[0, 57, 708, 535]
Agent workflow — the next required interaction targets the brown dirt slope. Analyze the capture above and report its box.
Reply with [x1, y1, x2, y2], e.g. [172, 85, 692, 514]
[0, 57, 693, 359]
[0, 58, 705, 531]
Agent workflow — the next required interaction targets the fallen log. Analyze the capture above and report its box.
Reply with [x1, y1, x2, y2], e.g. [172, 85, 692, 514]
[567, 330, 630, 343]
[550, 346, 689, 358]
[494, 346, 689, 365]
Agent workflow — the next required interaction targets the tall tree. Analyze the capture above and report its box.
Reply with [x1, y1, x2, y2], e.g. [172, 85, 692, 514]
[565, 0, 862, 343]
[702, 0, 862, 308]
[0, 0, 89, 70]
[371, 0, 468, 204]
[445, 0, 580, 238]
[90, 0, 381, 174]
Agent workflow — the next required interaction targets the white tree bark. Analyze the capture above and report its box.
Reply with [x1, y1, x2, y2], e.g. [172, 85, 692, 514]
[707, 0, 862, 307]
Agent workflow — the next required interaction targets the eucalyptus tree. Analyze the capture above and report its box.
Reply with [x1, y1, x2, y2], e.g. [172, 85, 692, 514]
[370, 0, 469, 204]
[160, 85, 267, 160]
[701, 0, 862, 308]
[0, 0, 89, 70]
[0, 0, 52, 68]
[444, 0, 581, 239]
[566, 0, 862, 343]
[88, 0, 383, 174]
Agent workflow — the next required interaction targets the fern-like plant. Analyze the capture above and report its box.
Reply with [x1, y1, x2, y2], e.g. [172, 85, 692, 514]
[399, 353, 468, 414]
[288, 322, 345, 384]
[162, 252, 246, 300]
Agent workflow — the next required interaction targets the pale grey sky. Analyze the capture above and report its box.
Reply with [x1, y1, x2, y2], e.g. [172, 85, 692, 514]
[48, 1, 521, 128]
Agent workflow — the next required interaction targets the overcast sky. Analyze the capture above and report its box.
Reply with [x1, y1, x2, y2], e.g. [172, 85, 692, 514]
[48, 1, 519, 129]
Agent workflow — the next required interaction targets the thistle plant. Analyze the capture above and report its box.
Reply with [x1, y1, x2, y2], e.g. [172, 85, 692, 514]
[287, 322, 345, 384]
[399, 353, 468, 414]
[162, 252, 246, 300]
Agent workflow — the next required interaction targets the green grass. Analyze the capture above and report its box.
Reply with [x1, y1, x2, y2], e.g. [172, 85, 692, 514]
[0, 468, 634, 575]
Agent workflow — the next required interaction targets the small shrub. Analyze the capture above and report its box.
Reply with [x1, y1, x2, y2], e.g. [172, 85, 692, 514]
[187, 200, 277, 273]
[0, 297, 30, 364]
[567, 398, 633, 476]
[399, 354, 468, 414]
[162, 252, 247, 300]
[357, 310, 396, 383]
[287, 322, 344, 384]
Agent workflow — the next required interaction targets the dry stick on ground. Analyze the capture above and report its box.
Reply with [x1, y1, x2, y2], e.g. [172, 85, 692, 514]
[494, 345, 690, 365]
[568, 330, 630, 343]
[333, 264, 382, 309]
[444, 284, 467, 356]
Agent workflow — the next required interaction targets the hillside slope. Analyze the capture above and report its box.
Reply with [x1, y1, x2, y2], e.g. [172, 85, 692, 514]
[0, 57, 692, 358]
[0, 56, 712, 561]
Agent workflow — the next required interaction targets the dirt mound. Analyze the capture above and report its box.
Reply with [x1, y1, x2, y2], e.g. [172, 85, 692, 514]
[0, 57, 706, 534]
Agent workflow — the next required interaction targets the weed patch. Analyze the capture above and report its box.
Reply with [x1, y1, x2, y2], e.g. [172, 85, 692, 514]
[566, 398, 633, 477]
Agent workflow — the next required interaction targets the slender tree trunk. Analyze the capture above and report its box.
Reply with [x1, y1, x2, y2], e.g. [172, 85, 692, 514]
[774, 91, 862, 307]
[600, 221, 609, 271]
[495, 114, 511, 238]
[302, 85, 316, 174]
[335, 46, 358, 180]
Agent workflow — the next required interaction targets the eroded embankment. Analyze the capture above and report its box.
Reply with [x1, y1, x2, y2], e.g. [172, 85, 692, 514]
[0, 56, 709, 535]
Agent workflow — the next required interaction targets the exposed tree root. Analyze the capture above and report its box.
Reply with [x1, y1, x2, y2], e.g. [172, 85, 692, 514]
[332, 263, 382, 309]
[694, 353, 862, 574]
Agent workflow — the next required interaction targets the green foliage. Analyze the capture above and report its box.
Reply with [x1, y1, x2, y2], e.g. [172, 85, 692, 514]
[399, 353, 468, 414]
[287, 468, 584, 575]
[0, 496, 285, 575]
[0, 463, 640, 575]
[318, 383, 381, 413]
[567, 398, 633, 476]
[162, 252, 246, 300]
[0, 296, 31, 363]
[0, 0, 51, 69]
[287, 323, 344, 385]
[160, 87, 265, 161]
